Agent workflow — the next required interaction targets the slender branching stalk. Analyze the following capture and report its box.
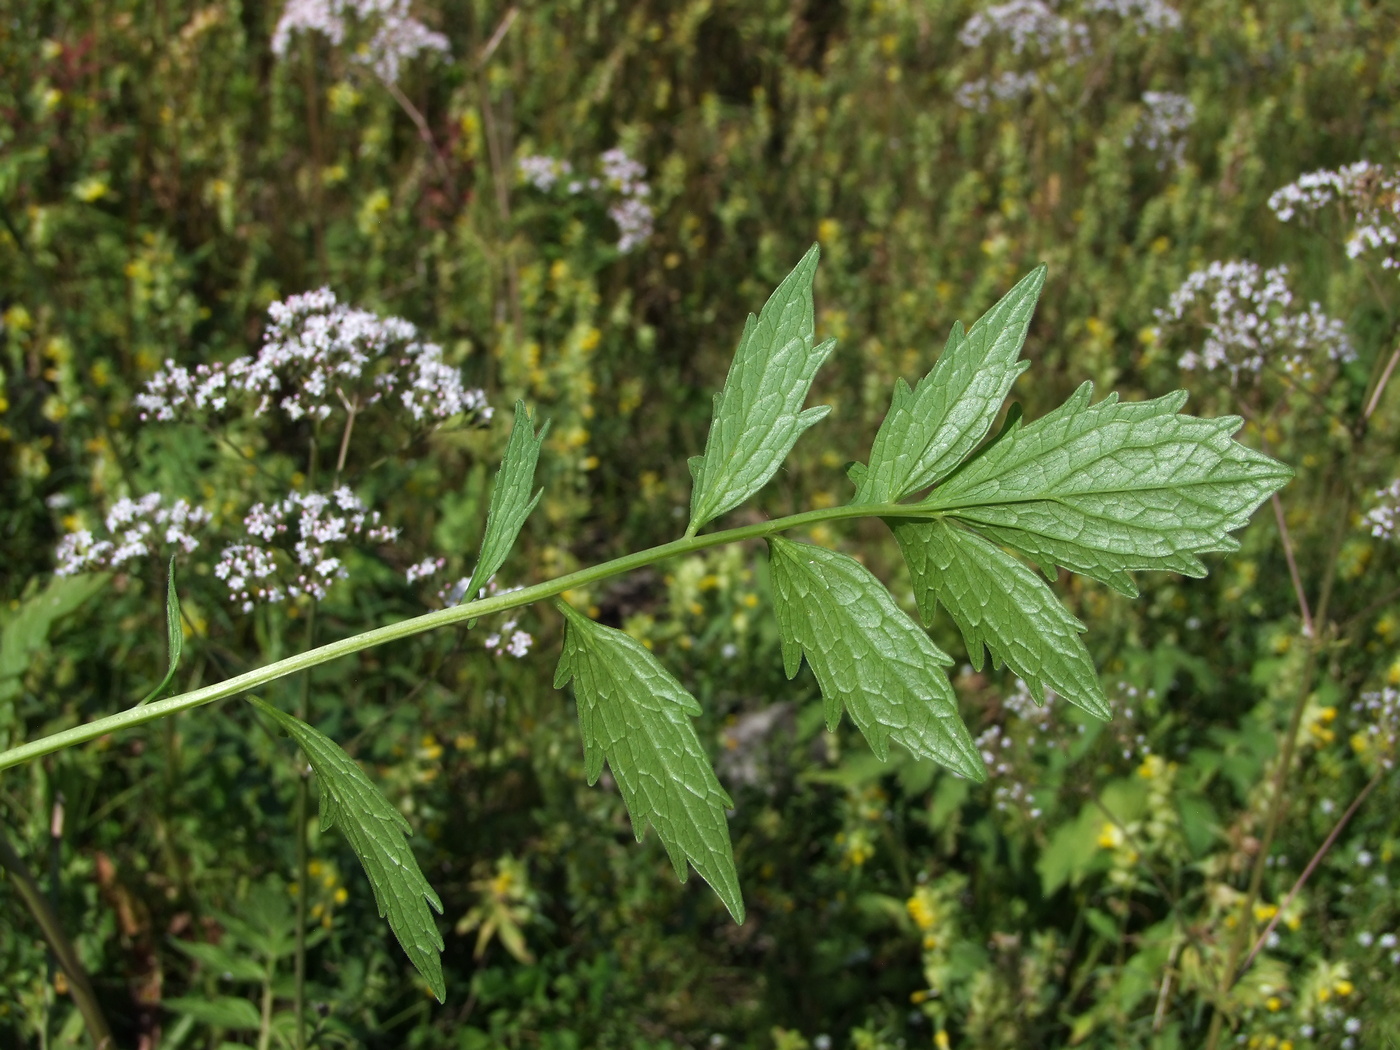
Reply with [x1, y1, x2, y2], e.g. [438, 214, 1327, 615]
[0, 828, 116, 1050]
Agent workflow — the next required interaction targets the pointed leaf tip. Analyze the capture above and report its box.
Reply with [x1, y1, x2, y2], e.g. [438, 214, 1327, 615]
[893, 519, 1111, 721]
[688, 247, 835, 531]
[767, 537, 985, 781]
[856, 266, 1045, 504]
[246, 698, 446, 1001]
[922, 384, 1293, 594]
[465, 401, 548, 602]
[554, 602, 745, 922]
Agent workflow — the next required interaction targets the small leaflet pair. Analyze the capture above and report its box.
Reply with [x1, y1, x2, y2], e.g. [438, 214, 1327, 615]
[240, 245, 1290, 998]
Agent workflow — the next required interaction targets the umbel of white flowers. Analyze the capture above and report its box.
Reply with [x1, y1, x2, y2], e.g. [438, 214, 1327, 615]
[57, 292, 532, 665]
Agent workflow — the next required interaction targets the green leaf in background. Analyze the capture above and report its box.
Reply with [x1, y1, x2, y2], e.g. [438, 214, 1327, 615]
[891, 518, 1110, 719]
[0, 572, 108, 750]
[766, 537, 985, 781]
[552, 600, 744, 922]
[464, 401, 549, 602]
[853, 266, 1044, 504]
[163, 995, 263, 1031]
[921, 384, 1294, 596]
[246, 697, 446, 1001]
[687, 244, 836, 533]
[138, 557, 183, 706]
[168, 938, 265, 983]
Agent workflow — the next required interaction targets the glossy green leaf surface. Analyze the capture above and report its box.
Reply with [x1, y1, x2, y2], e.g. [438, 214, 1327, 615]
[553, 601, 744, 922]
[766, 537, 985, 781]
[464, 400, 549, 601]
[247, 697, 446, 1001]
[688, 244, 835, 532]
[892, 518, 1110, 719]
[854, 266, 1044, 503]
[921, 383, 1294, 596]
[139, 557, 183, 706]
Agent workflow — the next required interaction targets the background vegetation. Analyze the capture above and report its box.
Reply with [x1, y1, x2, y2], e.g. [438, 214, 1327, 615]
[2, 0, 1399, 1047]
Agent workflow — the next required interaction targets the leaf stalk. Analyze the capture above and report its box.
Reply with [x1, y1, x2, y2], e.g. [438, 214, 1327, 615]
[0, 502, 931, 772]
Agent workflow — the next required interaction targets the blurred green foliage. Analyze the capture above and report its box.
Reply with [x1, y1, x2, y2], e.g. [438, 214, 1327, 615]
[2, 0, 1399, 1048]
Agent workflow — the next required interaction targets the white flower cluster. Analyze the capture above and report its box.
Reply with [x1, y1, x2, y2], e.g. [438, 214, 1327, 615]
[55, 495, 212, 576]
[517, 155, 573, 192]
[1083, 0, 1182, 33]
[954, 71, 1047, 112]
[136, 288, 490, 427]
[1364, 479, 1400, 541]
[214, 487, 399, 611]
[437, 573, 533, 657]
[955, 0, 1183, 111]
[1126, 90, 1195, 169]
[1268, 161, 1400, 270]
[517, 147, 654, 254]
[484, 618, 533, 659]
[1154, 260, 1355, 384]
[272, 0, 449, 85]
[405, 556, 444, 583]
[957, 0, 1089, 56]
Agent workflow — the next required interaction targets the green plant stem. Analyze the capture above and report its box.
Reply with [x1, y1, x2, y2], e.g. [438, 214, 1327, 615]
[0, 503, 929, 772]
[0, 828, 116, 1050]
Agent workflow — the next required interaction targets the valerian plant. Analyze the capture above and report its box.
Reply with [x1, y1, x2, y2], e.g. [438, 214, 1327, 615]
[1, 246, 1292, 1002]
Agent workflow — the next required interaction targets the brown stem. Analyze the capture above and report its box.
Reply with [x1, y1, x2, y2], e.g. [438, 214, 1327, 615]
[1205, 474, 1351, 1049]
[1234, 765, 1384, 984]
[1271, 493, 1313, 637]
[381, 77, 456, 195]
[301, 36, 328, 280]
[1364, 344, 1400, 421]
[0, 828, 116, 1049]
[478, 80, 522, 346]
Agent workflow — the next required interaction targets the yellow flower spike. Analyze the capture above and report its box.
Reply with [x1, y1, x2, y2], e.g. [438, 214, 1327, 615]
[334, 887, 348, 905]
[910, 990, 928, 1004]
[1253, 903, 1278, 922]
[1266, 996, 1282, 1012]
[307, 860, 323, 878]
[935, 1031, 951, 1050]
[1320, 707, 1338, 724]
[1334, 979, 1353, 997]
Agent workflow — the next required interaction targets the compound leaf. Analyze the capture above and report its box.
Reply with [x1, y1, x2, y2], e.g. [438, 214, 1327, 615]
[921, 384, 1294, 596]
[766, 537, 985, 781]
[464, 401, 549, 602]
[688, 244, 835, 532]
[891, 518, 1110, 719]
[246, 697, 445, 1001]
[854, 266, 1044, 504]
[552, 601, 744, 922]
